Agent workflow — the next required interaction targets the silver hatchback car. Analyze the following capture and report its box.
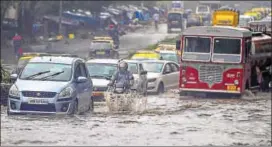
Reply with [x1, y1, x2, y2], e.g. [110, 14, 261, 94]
[7, 56, 93, 115]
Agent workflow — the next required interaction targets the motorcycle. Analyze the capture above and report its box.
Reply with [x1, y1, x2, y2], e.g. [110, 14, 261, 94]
[104, 82, 145, 112]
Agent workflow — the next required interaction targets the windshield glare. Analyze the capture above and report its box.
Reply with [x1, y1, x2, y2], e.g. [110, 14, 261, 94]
[160, 53, 178, 63]
[213, 38, 241, 54]
[184, 37, 211, 53]
[20, 63, 72, 81]
[90, 42, 112, 49]
[87, 63, 117, 78]
[142, 62, 164, 73]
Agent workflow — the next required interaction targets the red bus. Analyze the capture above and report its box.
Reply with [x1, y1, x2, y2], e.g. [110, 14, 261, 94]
[175, 25, 271, 96]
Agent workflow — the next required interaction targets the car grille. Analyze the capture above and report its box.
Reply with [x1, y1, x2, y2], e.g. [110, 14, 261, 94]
[22, 91, 57, 98]
[93, 87, 108, 91]
[199, 65, 223, 84]
[20, 103, 56, 112]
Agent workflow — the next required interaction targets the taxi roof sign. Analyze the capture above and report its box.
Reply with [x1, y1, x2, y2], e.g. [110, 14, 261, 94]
[212, 8, 240, 27]
[94, 36, 112, 40]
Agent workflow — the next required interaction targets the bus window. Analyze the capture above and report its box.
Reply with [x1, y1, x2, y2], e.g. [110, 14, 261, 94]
[213, 38, 241, 54]
[184, 37, 211, 53]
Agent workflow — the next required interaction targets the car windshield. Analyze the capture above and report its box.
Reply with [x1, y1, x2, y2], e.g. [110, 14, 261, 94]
[87, 63, 117, 78]
[213, 38, 241, 54]
[168, 13, 182, 20]
[142, 62, 164, 73]
[160, 53, 179, 63]
[184, 37, 211, 53]
[20, 63, 72, 81]
[198, 6, 208, 12]
[127, 63, 138, 74]
[90, 42, 112, 50]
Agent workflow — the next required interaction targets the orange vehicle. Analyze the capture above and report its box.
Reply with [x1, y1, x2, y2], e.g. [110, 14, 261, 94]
[175, 8, 272, 96]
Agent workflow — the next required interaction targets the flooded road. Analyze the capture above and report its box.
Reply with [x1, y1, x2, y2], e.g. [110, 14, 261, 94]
[1, 91, 271, 146]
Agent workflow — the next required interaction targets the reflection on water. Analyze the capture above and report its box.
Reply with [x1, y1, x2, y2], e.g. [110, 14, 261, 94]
[1, 91, 271, 146]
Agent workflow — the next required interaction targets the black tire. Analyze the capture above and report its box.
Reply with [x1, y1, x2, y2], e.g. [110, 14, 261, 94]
[157, 82, 164, 94]
[69, 99, 80, 115]
[88, 97, 94, 112]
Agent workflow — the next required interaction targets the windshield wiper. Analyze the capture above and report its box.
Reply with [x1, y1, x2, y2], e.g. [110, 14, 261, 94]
[90, 75, 111, 80]
[24, 70, 51, 80]
[39, 71, 64, 81]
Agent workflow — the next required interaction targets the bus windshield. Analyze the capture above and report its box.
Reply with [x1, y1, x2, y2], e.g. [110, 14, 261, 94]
[212, 38, 241, 63]
[182, 37, 211, 62]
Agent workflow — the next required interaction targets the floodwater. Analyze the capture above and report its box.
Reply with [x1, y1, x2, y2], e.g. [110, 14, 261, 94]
[1, 91, 271, 146]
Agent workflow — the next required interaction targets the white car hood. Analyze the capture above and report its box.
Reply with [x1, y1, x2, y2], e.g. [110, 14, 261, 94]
[16, 80, 68, 93]
[92, 78, 110, 87]
[147, 72, 161, 79]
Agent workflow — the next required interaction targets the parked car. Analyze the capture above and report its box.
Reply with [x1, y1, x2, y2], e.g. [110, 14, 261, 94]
[141, 60, 180, 94]
[86, 59, 148, 100]
[7, 56, 93, 115]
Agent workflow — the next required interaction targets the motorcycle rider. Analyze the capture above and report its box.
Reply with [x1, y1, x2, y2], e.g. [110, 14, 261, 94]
[108, 61, 134, 93]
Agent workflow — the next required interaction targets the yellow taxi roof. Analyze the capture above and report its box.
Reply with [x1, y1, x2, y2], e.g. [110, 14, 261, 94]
[19, 56, 34, 60]
[131, 50, 160, 59]
[93, 36, 112, 40]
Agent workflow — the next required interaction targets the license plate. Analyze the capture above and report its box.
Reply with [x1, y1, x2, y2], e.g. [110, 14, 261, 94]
[227, 85, 237, 91]
[92, 92, 104, 96]
[96, 51, 105, 55]
[28, 98, 49, 104]
[172, 21, 178, 24]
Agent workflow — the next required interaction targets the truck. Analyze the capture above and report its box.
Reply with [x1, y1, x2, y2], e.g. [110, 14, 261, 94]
[175, 8, 271, 97]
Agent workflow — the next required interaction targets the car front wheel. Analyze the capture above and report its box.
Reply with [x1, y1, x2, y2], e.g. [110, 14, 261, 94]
[157, 82, 164, 94]
[88, 97, 94, 112]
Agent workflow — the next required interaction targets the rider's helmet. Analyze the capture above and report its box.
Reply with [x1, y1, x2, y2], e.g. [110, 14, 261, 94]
[119, 61, 128, 72]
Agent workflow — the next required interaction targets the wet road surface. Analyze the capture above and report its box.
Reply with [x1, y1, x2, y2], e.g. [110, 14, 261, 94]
[1, 24, 271, 146]
[1, 91, 271, 146]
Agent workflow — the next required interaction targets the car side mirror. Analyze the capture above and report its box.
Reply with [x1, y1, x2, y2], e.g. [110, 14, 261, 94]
[176, 40, 181, 50]
[10, 74, 18, 83]
[77, 76, 87, 83]
[140, 70, 147, 75]
[10, 74, 18, 80]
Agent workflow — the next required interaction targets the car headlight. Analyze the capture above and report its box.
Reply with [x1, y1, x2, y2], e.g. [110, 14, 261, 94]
[59, 87, 74, 99]
[9, 85, 20, 98]
[148, 78, 157, 82]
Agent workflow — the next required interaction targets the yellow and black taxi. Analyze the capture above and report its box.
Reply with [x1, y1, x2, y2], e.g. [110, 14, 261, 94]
[88, 36, 119, 59]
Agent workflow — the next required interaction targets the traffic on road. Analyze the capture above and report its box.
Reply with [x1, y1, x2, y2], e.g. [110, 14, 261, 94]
[1, 1, 271, 146]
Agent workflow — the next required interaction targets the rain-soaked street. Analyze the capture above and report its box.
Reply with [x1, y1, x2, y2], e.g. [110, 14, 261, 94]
[1, 91, 271, 146]
[1, 8, 272, 145]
